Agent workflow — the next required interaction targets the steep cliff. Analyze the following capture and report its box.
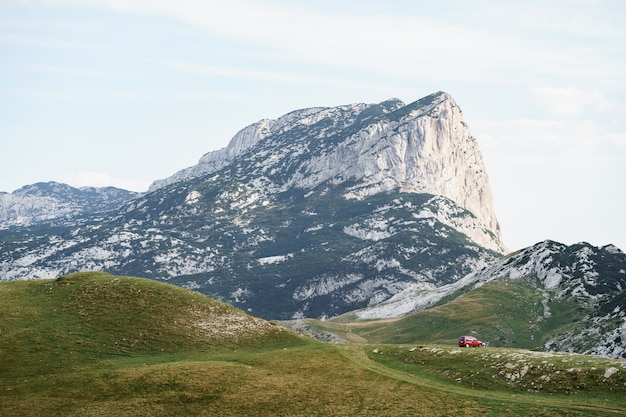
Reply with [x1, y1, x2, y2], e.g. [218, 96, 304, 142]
[150, 92, 504, 252]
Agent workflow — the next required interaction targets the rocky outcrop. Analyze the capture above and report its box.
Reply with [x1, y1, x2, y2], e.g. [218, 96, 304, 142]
[351, 240, 626, 358]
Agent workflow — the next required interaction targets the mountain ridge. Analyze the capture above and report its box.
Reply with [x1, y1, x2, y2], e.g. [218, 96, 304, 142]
[0, 181, 139, 228]
[0, 91, 505, 320]
[149, 91, 504, 253]
[1, 92, 625, 358]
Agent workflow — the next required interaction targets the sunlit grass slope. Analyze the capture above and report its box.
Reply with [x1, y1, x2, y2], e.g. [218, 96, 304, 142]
[305, 279, 582, 349]
[0, 271, 295, 375]
[1, 272, 624, 416]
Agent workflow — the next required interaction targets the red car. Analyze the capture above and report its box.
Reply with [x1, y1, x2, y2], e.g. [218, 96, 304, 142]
[459, 335, 484, 347]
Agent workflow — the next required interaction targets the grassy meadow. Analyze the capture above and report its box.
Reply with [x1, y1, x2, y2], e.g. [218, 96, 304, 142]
[1, 272, 624, 416]
[298, 279, 585, 349]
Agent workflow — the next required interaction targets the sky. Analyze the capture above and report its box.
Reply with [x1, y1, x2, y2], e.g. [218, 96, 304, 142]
[1, 0, 625, 252]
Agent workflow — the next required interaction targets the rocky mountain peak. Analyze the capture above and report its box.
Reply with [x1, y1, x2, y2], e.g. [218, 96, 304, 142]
[1, 93, 623, 358]
[149, 91, 504, 252]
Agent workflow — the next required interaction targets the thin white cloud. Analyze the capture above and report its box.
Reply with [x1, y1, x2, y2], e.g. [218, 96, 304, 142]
[8, 64, 128, 79]
[483, 0, 626, 40]
[157, 59, 367, 89]
[0, 32, 88, 49]
[11, 0, 622, 87]
[475, 117, 622, 166]
[46, 0, 539, 80]
[10, 86, 223, 103]
[558, 0, 604, 6]
[160, 60, 328, 84]
[606, 132, 626, 149]
[531, 87, 612, 115]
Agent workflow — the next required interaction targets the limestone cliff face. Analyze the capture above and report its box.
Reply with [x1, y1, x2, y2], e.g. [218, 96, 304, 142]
[149, 91, 504, 252]
[285, 92, 501, 249]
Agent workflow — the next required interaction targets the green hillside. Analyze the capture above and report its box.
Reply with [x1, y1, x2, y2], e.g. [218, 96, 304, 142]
[1, 272, 624, 416]
[0, 271, 296, 373]
[301, 279, 583, 350]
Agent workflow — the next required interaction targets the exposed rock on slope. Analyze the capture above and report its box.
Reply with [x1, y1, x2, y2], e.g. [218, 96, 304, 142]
[351, 240, 626, 358]
[470, 240, 626, 358]
[1, 92, 623, 359]
[0, 182, 139, 227]
[1, 92, 504, 320]
[150, 92, 504, 253]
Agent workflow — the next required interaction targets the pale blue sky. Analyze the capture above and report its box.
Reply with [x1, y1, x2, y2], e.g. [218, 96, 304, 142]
[1, 0, 625, 252]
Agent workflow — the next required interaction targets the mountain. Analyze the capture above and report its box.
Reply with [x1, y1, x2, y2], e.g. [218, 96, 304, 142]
[308, 240, 626, 358]
[2, 91, 625, 359]
[0, 91, 505, 320]
[150, 91, 503, 252]
[0, 181, 139, 227]
[470, 240, 626, 358]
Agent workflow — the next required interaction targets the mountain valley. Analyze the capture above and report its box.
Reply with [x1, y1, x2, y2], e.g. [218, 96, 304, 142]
[1, 91, 624, 360]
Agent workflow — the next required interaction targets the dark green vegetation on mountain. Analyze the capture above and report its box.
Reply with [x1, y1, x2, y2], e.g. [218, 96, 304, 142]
[0, 185, 498, 320]
[1, 272, 625, 416]
[0, 92, 505, 321]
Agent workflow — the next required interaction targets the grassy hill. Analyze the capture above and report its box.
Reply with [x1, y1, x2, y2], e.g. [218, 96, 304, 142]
[1, 272, 625, 416]
[297, 279, 583, 349]
[0, 271, 296, 374]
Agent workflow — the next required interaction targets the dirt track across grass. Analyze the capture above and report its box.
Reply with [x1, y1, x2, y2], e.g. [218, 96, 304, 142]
[339, 344, 626, 416]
